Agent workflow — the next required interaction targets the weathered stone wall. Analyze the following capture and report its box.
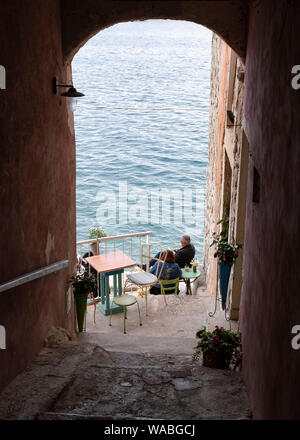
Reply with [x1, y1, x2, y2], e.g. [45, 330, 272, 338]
[0, 1, 77, 393]
[204, 36, 232, 295]
[224, 56, 245, 320]
[203, 33, 245, 321]
[203, 33, 223, 295]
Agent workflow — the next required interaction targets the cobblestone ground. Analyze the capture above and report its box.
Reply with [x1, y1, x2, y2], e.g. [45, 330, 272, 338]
[0, 340, 251, 420]
[0, 283, 250, 420]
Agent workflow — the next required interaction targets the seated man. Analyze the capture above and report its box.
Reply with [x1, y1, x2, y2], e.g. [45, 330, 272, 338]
[149, 235, 195, 269]
[172, 234, 195, 268]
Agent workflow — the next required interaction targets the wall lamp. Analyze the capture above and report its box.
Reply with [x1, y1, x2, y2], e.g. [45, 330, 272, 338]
[53, 77, 84, 112]
[52, 77, 85, 97]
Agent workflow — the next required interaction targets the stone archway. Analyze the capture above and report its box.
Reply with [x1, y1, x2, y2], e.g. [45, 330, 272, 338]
[61, 0, 248, 63]
[63, 1, 249, 319]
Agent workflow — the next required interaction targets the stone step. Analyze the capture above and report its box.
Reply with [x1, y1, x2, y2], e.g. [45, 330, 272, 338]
[0, 339, 251, 420]
[78, 332, 196, 357]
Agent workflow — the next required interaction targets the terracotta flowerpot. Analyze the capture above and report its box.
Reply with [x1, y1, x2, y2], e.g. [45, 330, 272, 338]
[203, 351, 228, 369]
[74, 291, 88, 332]
[89, 243, 98, 255]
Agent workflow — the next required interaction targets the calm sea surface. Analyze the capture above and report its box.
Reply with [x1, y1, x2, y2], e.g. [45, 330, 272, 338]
[72, 20, 212, 261]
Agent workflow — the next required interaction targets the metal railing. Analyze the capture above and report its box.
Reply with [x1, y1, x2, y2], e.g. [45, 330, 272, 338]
[76, 231, 153, 265]
[0, 260, 69, 294]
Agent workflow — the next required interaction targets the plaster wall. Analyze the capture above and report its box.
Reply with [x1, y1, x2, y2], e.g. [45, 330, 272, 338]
[240, 0, 300, 419]
[0, 0, 77, 393]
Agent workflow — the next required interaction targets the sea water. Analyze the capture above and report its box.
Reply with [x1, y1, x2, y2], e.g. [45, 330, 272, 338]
[72, 20, 211, 261]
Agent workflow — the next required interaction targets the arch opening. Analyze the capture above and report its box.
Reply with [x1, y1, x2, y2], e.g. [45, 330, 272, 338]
[71, 17, 247, 330]
[72, 20, 211, 263]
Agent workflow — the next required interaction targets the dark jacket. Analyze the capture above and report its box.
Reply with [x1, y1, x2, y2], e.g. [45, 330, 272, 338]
[174, 244, 195, 268]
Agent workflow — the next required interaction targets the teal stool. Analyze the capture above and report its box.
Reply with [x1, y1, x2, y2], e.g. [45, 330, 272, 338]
[109, 294, 142, 334]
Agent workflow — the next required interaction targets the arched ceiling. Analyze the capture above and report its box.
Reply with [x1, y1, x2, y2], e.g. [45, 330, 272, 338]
[61, 0, 249, 63]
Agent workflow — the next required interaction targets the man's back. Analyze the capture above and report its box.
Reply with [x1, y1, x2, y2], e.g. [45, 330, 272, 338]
[175, 244, 195, 268]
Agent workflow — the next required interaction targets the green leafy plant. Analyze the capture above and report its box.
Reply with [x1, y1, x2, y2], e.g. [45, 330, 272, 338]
[70, 270, 97, 295]
[218, 215, 229, 239]
[193, 326, 242, 370]
[89, 226, 107, 243]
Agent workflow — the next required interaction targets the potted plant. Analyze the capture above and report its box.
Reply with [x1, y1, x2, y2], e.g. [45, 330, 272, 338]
[210, 218, 242, 310]
[70, 271, 97, 332]
[193, 326, 242, 370]
[89, 226, 107, 255]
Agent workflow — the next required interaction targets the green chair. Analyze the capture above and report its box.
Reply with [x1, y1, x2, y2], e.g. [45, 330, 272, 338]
[109, 294, 142, 334]
[159, 278, 180, 306]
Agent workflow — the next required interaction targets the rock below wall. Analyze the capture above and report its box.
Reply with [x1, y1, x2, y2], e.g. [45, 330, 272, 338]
[44, 327, 76, 348]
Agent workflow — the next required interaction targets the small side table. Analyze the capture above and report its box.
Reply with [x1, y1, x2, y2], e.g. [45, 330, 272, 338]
[86, 251, 136, 316]
[181, 268, 201, 295]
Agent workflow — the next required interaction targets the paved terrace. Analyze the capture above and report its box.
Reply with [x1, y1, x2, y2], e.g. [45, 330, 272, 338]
[0, 281, 251, 420]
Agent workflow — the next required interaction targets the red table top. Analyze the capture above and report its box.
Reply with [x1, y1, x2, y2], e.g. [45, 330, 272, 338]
[86, 251, 136, 274]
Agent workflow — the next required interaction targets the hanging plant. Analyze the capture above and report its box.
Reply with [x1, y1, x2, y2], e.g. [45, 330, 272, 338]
[210, 232, 242, 266]
[210, 218, 242, 309]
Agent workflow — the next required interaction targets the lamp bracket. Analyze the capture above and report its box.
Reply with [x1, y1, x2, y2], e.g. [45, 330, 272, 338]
[52, 76, 73, 95]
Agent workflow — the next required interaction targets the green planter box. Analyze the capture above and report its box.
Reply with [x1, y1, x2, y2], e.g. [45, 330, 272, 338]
[74, 292, 88, 332]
